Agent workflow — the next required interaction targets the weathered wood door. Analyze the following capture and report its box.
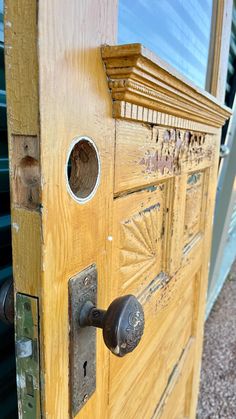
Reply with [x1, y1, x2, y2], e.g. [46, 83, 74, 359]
[5, 1, 230, 418]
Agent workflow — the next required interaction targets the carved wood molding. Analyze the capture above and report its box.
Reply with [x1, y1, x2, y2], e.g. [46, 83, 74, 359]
[101, 44, 231, 128]
[113, 102, 218, 134]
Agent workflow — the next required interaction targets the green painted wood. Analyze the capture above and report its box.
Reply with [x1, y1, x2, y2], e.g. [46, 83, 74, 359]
[207, 0, 236, 317]
[207, 102, 236, 316]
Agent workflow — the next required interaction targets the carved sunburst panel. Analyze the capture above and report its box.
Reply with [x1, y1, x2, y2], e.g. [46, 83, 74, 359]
[113, 184, 166, 295]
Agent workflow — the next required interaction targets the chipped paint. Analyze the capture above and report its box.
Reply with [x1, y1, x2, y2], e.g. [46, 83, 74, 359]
[143, 203, 161, 214]
[138, 272, 170, 306]
[124, 203, 161, 225]
[187, 173, 201, 185]
[145, 185, 158, 193]
[139, 129, 212, 175]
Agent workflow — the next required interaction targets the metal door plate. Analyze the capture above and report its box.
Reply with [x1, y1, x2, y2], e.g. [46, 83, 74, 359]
[68, 264, 97, 417]
[15, 294, 41, 418]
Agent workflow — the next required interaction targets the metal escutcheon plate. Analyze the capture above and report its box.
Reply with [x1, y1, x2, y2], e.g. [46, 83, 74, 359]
[68, 264, 97, 417]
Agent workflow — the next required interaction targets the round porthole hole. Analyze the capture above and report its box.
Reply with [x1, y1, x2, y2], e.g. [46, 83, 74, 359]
[66, 137, 100, 203]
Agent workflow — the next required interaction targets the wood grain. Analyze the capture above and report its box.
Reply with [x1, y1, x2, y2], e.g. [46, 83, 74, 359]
[38, 2, 117, 417]
[153, 338, 195, 418]
[11, 208, 41, 295]
[5, 1, 117, 418]
[109, 241, 202, 418]
[5, 0, 39, 135]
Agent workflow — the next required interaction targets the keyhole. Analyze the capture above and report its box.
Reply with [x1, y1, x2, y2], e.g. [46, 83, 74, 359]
[83, 361, 87, 377]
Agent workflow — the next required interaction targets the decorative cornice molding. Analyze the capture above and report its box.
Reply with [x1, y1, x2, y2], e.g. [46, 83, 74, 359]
[101, 44, 231, 128]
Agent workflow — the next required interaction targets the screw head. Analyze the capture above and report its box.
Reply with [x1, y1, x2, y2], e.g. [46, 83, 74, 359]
[16, 338, 33, 358]
[84, 277, 90, 286]
[83, 394, 88, 403]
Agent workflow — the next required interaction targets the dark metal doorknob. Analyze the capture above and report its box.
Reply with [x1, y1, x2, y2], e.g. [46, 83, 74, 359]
[79, 295, 145, 357]
[0, 278, 14, 325]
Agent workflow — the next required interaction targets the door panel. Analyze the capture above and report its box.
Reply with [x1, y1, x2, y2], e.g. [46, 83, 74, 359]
[154, 338, 195, 419]
[109, 268, 197, 418]
[112, 185, 166, 294]
[114, 121, 216, 194]
[184, 171, 206, 247]
[5, 2, 230, 419]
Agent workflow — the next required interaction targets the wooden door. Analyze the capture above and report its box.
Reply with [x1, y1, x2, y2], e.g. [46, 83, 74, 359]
[5, 1, 230, 418]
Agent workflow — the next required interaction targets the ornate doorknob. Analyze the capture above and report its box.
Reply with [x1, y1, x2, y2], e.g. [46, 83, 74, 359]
[79, 295, 145, 357]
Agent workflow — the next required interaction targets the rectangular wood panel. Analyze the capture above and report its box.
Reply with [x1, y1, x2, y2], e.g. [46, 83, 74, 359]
[114, 120, 217, 194]
[109, 251, 202, 419]
[183, 170, 209, 250]
[112, 184, 166, 295]
[153, 338, 195, 419]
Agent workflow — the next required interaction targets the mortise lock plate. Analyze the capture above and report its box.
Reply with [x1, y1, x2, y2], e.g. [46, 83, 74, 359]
[0, 283, 41, 418]
[69, 264, 145, 417]
[15, 294, 41, 418]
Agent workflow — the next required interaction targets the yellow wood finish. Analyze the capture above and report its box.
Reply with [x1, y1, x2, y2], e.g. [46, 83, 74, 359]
[5, 2, 231, 418]
[101, 43, 230, 126]
[5, 1, 117, 417]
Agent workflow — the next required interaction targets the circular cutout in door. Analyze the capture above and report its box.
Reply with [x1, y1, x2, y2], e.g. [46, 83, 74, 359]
[66, 136, 100, 203]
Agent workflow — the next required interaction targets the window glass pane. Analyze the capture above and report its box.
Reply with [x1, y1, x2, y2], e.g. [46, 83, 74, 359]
[118, 0, 213, 89]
